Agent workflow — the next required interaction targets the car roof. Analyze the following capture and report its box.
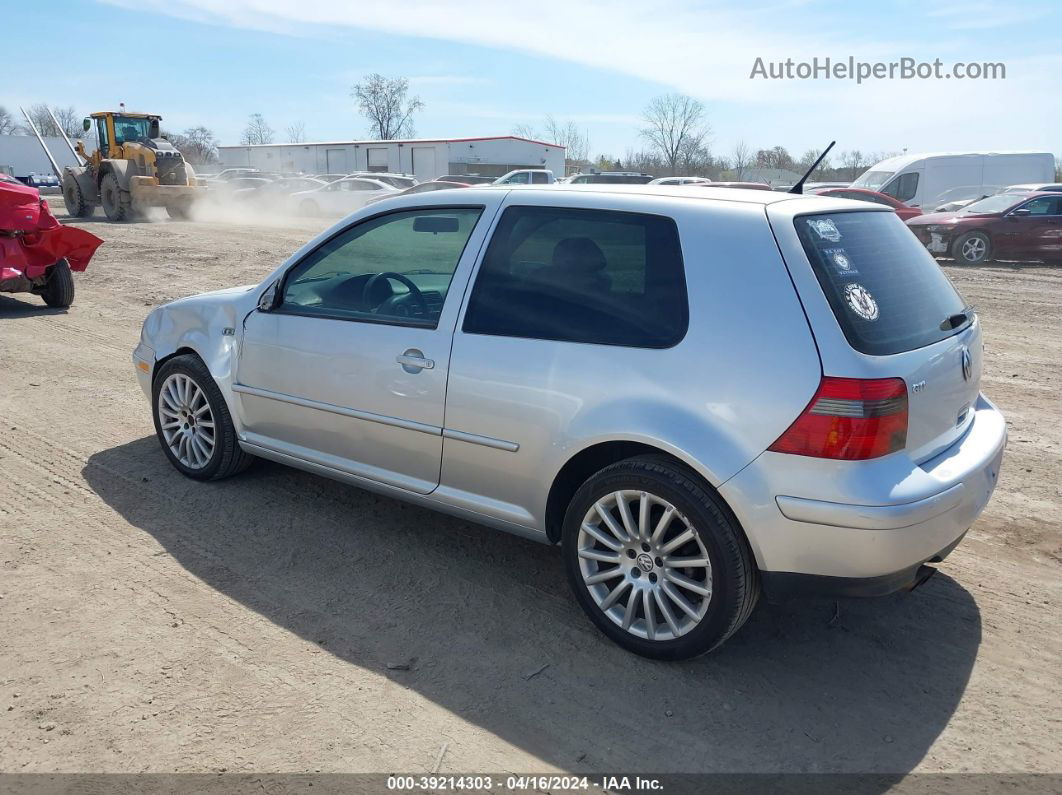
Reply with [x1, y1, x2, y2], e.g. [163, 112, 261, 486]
[375, 182, 856, 207]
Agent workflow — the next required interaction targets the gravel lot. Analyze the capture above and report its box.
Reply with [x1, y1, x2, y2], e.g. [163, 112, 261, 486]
[1, 199, 1060, 779]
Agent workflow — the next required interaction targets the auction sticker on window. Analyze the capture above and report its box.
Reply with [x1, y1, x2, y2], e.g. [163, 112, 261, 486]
[844, 283, 879, 321]
[824, 247, 855, 273]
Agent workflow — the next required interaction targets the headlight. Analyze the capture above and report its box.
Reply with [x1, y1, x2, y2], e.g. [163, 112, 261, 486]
[925, 225, 951, 233]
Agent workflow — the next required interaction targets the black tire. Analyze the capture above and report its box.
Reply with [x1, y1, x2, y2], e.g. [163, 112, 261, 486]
[100, 172, 132, 222]
[151, 354, 254, 481]
[562, 456, 759, 660]
[951, 231, 992, 265]
[40, 259, 75, 308]
[62, 173, 94, 218]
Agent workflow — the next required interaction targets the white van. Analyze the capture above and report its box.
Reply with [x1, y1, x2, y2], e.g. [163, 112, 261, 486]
[851, 151, 1055, 212]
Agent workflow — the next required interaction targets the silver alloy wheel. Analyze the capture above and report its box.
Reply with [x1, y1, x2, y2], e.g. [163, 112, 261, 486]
[577, 490, 713, 641]
[157, 373, 216, 470]
[960, 236, 987, 262]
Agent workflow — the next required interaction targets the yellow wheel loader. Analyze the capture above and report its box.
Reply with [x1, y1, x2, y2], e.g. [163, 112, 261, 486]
[62, 111, 206, 222]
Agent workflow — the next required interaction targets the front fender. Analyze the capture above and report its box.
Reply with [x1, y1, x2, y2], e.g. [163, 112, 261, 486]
[144, 286, 257, 422]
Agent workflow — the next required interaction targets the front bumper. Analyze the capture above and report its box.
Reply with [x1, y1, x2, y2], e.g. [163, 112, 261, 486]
[909, 226, 954, 254]
[720, 393, 1006, 592]
[132, 341, 155, 398]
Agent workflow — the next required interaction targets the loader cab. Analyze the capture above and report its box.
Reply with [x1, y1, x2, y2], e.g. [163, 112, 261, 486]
[84, 112, 162, 159]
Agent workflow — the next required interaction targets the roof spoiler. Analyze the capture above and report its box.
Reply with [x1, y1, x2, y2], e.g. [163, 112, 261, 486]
[789, 141, 836, 194]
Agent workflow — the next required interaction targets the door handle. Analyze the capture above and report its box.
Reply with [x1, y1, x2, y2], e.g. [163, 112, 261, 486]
[396, 349, 434, 372]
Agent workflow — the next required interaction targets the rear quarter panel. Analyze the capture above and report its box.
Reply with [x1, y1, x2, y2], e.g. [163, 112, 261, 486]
[440, 191, 823, 534]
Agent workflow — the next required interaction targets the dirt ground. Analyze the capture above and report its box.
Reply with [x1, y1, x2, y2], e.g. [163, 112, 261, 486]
[1, 198, 1060, 781]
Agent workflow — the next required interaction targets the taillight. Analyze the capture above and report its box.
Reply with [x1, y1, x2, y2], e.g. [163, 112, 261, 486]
[768, 377, 908, 460]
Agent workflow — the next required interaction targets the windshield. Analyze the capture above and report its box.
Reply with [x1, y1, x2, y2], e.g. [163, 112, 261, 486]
[112, 116, 153, 144]
[958, 194, 1025, 214]
[852, 170, 893, 191]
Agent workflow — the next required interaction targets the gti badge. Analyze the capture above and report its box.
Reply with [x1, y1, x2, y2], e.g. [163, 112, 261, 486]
[961, 346, 972, 381]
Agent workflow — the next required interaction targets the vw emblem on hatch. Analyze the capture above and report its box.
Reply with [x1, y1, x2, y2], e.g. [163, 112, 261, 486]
[636, 553, 654, 573]
[961, 347, 972, 381]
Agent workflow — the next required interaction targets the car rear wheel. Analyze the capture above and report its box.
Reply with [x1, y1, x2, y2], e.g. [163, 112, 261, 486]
[951, 231, 992, 264]
[562, 456, 758, 659]
[152, 355, 253, 480]
[299, 199, 320, 216]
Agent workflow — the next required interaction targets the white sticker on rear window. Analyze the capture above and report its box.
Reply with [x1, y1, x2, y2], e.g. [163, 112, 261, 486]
[808, 218, 841, 242]
[844, 283, 879, 321]
[825, 248, 852, 271]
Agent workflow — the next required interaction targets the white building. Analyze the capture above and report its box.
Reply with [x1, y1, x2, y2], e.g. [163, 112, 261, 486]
[218, 135, 565, 181]
[0, 135, 81, 179]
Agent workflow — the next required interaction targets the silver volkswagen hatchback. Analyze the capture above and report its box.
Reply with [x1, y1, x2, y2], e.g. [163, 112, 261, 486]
[134, 185, 1006, 659]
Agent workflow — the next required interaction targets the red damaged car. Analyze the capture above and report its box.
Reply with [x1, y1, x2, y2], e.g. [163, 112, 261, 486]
[810, 186, 923, 222]
[1, 176, 102, 308]
[907, 191, 1062, 265]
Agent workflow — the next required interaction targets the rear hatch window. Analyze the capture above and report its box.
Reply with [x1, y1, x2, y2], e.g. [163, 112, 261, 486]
[794, 211, 968, 355]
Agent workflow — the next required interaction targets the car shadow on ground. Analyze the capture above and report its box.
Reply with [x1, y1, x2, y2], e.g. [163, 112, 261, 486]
[0, 293, 67, 317]
[84, 437, 982, 783]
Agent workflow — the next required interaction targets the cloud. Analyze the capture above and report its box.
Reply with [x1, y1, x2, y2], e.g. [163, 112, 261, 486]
[96, 0, 1059, 154]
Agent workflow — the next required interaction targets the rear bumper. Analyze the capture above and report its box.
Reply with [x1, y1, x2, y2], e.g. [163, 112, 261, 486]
[720, 393, 1006, 585]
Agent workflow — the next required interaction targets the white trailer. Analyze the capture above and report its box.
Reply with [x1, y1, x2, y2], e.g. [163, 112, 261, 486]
[852, 151, 1055, 211]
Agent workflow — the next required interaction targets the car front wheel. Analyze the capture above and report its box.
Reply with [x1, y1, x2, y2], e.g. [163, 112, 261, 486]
[562, 456, 759, 659]
[951, 231, 992, 265]
[152, 354, 253, 480]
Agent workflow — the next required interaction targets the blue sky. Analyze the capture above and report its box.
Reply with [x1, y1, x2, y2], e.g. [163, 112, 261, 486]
[3, 0, 1059, 162]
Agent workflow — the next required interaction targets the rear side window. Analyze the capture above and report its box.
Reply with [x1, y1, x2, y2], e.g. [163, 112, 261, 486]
[463, 206, 688, 348]
[882, 172, 918, 202]
[795, 212, 967, 356]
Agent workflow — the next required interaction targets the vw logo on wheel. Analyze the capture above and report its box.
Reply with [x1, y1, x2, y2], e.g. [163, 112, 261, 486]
[636, 553, 655, 573]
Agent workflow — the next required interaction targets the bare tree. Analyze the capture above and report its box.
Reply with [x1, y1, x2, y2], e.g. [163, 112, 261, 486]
[19, 104, 85, 138]
[730, 140, 753, 180]
[241, 113, 274, 145]
[511, 123, 540, 139]
[838, 149, 867, 181]
[352, 74, 424, 139]
[286, 121, 307, 143]
[0, 106, 16, 135]
[640, 94, 711, 175]
[798, 148, 832, 179]
[755, 145, 795, 172]
[166, 126, 220, 165]
[543, 116, 591, 163]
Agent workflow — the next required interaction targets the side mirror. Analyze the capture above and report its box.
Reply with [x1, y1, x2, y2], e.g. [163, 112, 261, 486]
[258, 280, 279, 311]
[1009, 208, 1032, 218]
[82, 118, 91, 132]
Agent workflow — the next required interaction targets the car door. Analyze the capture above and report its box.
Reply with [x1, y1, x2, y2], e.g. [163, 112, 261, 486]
[1004, 196, 1062, 259]
[234, 200, 499, 494]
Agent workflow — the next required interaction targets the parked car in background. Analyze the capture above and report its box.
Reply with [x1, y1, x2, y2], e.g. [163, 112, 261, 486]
[312, 174, 349, 183]
[802, 182, 850, 190]
[289, 176, 400, 216]
[18, 173, 60, 190]
[436, 174, 494, 185]
[810, 187, 922, 221]
[852, 151, 1054, 211]
[344, 172, 418, 190]
[494, 169, 555, 185]
[566, 172, 655, 184]
[205, 168, 262, 182]
[133, 185, 1006, 659]
[649, 177, 711, 186]
[709, 182, 773, 191]
[365, 180, 471, 205]
[907, 191, 1062, 264]
[232, 177, 327, 205]
[1002, 183, 1062, 194]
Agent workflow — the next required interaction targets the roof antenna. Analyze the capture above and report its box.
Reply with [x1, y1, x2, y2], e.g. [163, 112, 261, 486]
[789, 140, 835, 194]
